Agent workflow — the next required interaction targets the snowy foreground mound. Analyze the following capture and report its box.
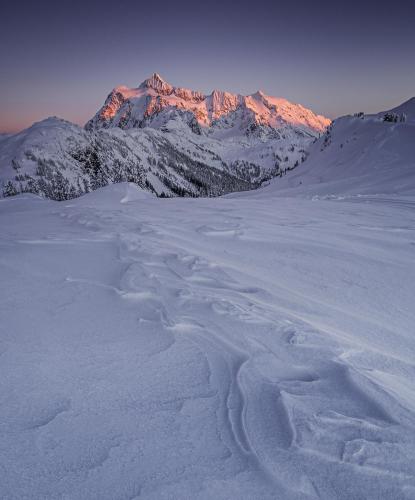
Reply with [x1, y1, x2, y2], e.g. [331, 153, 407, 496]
[1, 182, 415, 499]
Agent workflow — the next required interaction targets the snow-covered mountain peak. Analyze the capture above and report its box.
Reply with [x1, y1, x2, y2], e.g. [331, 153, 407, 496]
[0, 74, 336, 201]
[207, 89, 242, 121]
[86, 74, 330, 136]
[138, 72, 173, 94]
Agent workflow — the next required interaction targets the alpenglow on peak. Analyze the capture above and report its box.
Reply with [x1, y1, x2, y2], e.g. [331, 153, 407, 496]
[139, 73, 173, 93]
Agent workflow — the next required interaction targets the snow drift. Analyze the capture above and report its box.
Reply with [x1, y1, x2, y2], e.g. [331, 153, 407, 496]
[1, 180, 415, 499]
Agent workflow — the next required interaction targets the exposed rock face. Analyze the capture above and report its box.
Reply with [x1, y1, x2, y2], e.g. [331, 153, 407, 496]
[138, 72, 174, 94]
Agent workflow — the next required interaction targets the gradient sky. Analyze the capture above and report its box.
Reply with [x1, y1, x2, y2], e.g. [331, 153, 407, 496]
[1, 0, 414, 132]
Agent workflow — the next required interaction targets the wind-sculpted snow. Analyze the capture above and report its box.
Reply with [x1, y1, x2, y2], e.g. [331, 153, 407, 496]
[1, 183, 415, 499]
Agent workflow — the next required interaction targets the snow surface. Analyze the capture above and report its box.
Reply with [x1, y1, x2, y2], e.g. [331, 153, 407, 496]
[1, 182, 415, 499]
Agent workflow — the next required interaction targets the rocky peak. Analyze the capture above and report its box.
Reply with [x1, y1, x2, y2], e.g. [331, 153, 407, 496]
[139, 73, 173, 95]
[209, 90, 241, 120]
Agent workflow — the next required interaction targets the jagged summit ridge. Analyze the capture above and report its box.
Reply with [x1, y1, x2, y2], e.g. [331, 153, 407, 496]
[86, 73, 330, 133]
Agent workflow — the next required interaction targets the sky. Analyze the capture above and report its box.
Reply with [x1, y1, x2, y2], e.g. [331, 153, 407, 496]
[1, 0, 414, 132]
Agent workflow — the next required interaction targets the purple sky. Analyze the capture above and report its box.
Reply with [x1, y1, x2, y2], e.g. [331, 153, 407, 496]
[1, 0, 414, 132]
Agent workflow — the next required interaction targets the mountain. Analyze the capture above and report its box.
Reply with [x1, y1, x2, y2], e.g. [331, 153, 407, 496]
[260, 97, 415, 198]
[0, 74, 330, 200]
[86, 73, 330, 135]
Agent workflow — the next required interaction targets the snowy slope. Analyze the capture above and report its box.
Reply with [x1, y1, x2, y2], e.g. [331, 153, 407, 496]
[264, 97, 415, 198]
[1, 183, 415, 499]
[0, 117, 257, 199]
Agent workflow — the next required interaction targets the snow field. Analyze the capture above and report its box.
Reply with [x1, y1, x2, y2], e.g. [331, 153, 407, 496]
[1, 183, 415, 498]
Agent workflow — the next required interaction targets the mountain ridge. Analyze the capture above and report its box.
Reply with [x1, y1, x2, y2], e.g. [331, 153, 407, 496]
[0, 73, 333, 201]
[86, 73, 330, 134]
